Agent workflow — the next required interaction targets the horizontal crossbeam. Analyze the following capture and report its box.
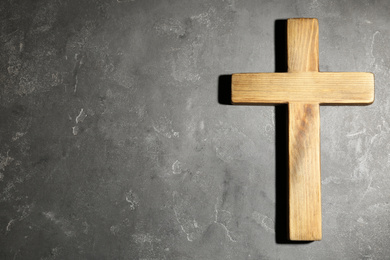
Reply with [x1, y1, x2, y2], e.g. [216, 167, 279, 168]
[232, 72, 374, 104]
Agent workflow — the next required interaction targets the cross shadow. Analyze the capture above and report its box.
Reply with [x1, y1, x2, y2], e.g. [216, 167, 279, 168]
[218, 75, 231, 105]
[217, 19, 312, 244]
[273, 19, 289, 244]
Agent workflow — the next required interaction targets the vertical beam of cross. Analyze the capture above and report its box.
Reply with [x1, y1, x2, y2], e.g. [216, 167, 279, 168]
[287, 18, 321, 241]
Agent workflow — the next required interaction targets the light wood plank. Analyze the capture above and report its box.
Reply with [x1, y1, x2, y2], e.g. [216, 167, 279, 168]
[288, 18, 319, 72]
[231, 72, 375, 104]
[287, 18, 322, 241]
[288, 103, 322, 240]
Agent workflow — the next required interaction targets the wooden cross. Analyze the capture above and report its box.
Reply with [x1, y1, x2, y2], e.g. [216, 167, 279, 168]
[232, 18, 374, 241]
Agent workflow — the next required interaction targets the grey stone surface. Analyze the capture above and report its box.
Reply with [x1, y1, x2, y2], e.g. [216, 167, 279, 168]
[1, 0, 390, 259]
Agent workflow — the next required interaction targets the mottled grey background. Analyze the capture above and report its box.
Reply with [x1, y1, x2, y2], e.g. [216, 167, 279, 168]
[1, 0, 389, 259]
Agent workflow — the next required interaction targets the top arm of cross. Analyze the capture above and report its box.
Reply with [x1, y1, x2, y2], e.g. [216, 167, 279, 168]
[231, 18, 374, 241]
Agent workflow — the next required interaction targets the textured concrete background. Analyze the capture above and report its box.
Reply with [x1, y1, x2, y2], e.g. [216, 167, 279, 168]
[1, 0, 389, 259]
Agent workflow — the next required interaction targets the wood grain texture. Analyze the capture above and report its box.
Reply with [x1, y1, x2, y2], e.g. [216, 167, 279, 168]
[288, 18, 319, 72]
[287, 18, 322, 241]
[231, 72, 374, 104]
[288, 103, 322, 241]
